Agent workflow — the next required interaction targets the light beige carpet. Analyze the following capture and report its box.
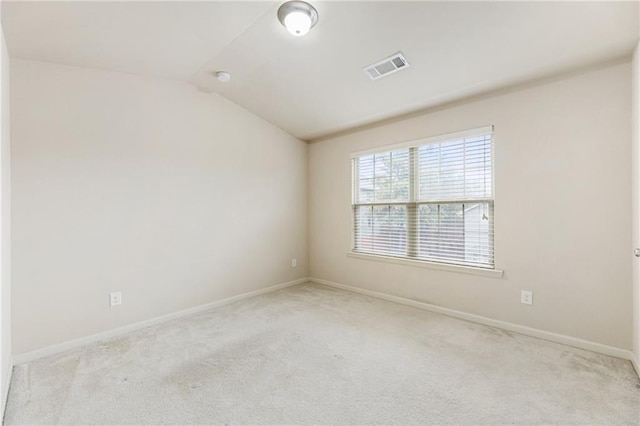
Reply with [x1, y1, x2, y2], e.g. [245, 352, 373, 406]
[5, 283, 640, 425]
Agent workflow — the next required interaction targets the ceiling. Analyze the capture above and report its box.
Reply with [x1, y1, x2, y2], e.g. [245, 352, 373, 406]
[3, 1, 639, 140]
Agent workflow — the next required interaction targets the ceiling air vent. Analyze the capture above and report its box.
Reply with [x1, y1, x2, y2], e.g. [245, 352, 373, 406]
[363, 52, 410, 80]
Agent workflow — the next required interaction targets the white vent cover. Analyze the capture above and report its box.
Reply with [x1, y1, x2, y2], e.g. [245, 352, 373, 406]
[363, 52, 410, 80]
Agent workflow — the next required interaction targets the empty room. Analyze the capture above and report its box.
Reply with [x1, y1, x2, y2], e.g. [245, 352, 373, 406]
[0, 0, 638, 424]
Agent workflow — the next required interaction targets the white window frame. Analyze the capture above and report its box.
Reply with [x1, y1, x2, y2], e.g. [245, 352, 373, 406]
[350, 126, 502, 277]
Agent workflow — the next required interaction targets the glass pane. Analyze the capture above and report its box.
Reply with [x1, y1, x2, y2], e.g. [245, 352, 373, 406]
[418, 202, 492, 266]
[465, 136, 492, 199]
[354, 206, 373, 252]
[355, 205, 407, 256]
[359, 178, 374, 202]
[418, 203, 464, 262]
[355, 149, 410, 203]
[463, 203, 492, 265]
[390, 150, 410, 201]
[358, 155, 374, 180]
[418, 144, 440, 200]
[418, 135, 492, 201]
[439, 140, 465, 199]
[439, 203, 464, 260]
[373, 177, 391, 203]
[388, 205, 407, 255]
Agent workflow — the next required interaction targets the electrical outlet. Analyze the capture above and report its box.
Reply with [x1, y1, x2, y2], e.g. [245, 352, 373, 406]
[521, 290, 533, 305]
[291, 258, 297, 268]
[110, 291, 122, 307]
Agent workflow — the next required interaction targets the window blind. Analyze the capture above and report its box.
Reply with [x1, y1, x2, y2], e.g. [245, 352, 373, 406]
[352, 127, 494, 268]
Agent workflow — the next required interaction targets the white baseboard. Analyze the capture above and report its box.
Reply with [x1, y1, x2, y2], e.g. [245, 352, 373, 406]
[310, 277, 635, 362]
[14, 276, 640, 380]
[632, 354, 640, 379]
[14, 278, 309, 365]
[1, 357, 12, 421]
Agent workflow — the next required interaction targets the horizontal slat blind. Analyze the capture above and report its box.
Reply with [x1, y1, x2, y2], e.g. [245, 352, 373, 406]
[352, 128, 494, 268]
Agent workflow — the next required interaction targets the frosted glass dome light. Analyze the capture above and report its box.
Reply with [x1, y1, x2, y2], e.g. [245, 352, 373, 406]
[284, 11, 312, 36]
[277, 1, 319, 37]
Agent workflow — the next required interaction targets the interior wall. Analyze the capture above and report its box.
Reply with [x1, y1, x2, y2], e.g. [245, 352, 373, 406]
[0, 15, 11, 412]
[11, 59, 308, 355]
[633, 43, 640, 370]
[309, 62, 632, 350]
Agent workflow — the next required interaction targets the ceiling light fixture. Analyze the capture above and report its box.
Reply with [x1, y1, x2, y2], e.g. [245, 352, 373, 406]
[214, 71, 231, 83]
[277, 1, 318, 37]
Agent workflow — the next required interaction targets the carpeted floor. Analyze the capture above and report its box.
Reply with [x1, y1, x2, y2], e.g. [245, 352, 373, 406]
[4, 283, 640, 425]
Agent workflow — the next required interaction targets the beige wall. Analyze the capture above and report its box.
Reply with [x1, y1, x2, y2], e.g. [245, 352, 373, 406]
[11, 59, 308, 355]
[633, 44, 640, 367]
[309, 62, 632, 350]
[0, 17, 10, 411]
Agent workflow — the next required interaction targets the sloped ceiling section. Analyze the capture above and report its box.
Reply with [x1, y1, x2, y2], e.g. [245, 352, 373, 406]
[2, 1, 275, 81]
[3, 1, 639, 140]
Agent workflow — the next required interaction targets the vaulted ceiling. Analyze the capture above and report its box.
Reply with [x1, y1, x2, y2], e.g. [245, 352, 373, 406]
[3, 1, 638, 140]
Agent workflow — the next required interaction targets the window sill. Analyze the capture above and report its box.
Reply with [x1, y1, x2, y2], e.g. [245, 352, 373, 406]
[346, 251, 504, 278]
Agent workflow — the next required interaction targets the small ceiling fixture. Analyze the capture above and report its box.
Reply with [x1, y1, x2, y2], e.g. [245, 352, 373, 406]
[214, 71, 231, 83]
[277, 1, 318, 37]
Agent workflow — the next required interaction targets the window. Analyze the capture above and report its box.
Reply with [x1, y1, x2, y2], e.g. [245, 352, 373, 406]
[351, 126, 494, 269]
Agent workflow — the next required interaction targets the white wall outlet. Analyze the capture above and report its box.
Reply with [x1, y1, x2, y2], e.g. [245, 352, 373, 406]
[291, 258, 297, 268]
[521, 290, 533, 305]
[110, 291, 122, 307]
